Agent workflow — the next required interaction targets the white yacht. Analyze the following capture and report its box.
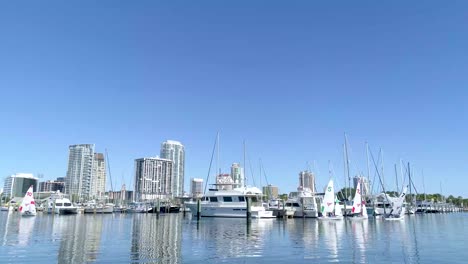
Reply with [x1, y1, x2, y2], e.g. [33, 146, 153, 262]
[83, 201, 114, 214]
[185, 184, 275, 218]
[284, 187, 319, 218]
[47, 192, 78, 215]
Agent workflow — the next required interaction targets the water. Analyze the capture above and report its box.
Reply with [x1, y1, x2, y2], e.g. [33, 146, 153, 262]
[0, 212, 467, 263]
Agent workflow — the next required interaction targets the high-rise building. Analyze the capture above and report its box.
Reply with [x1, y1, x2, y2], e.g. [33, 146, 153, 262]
[39, 180, 65, 193]
[299, 171, 315, 192]
[65, 144, 95, 201]
[90, 153, 106, 199]
[2, 173, 38, 200]
[353, 176, 370, 196]
[134, 157, 173, 202]
[160, 140, 185, 197]
[262, 184, 279, 199]
[216, 173, 233, 190]
[190, 178, 203, 198]
[230, 163, 244, 188]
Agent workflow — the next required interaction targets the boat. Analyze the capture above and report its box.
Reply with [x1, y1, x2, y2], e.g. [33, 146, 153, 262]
[185, 184, 275, 218]
[284, 187, 319, 218]
[348, 179, 368, 220]
[384, 186, 407, 221]
[46, 191, 78, 214]
[19, 186, 37, 217]
[83, 201, 114, 214]
[126, 202, 152, 213]
[318, 179, 343, 220]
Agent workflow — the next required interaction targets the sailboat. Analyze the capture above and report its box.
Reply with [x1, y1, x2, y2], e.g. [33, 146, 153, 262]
[19, 186, 37, 216]
[349, 179, 368, 220]
[384, 186, 407, 221]
[318, 179, 343, 220]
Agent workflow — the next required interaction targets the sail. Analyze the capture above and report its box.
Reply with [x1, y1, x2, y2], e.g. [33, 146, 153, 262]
[352, 181, 362, 214]
[362, 203, 368, 218]
[19, 186, 36, 215]
[334, 196, 343, 217]
[391, 186, 407, 216]
[321, 180, 335, 214]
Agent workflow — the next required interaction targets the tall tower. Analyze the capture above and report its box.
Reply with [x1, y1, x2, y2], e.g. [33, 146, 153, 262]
[230, 163, 244, 188]
[134, 157, 173, 201]
[299, 170, 315, 192]
[65, 144, 95, 201]
[90, 153, 106, 199]
[160, 140, 185, 197]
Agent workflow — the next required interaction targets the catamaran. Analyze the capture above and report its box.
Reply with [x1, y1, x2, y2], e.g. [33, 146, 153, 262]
[318, 179, 343, 220]
[349, 179, 368, 220]
[19, 186, 37, 217]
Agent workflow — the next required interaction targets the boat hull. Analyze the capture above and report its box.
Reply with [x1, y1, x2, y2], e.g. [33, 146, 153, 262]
[185, 202, 274, 218]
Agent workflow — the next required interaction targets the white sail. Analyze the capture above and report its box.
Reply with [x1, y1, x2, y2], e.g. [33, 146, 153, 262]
[362, 203, 368, 218]
[390, 186, 407, 216]
[321, 179, 335, 214]
[334, 196, 343, 217]
[352, 181, 362, 214]
[19, 186, 36, 216]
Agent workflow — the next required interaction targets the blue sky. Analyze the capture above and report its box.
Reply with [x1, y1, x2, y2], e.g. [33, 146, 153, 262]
[1, 1, 467, 197]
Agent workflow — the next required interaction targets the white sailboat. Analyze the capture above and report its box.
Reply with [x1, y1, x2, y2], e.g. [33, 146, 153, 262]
[384, 186, 407, 221]
[19, 186, 37, 217]
[349, 179, 368, 220]
[319, 179, 343, 220]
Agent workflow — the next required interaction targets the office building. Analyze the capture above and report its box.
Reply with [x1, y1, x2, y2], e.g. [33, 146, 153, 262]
[2, 173, 38, 199]
[65, 144, 95, 201]
[262, 184, 279, 199]
[134, 157, 173, 201]
[299, 170, 315, 192]
[160, 140, 185, 197]
[230, 163, 244, 188]
[90, 153, 106, 199]
[39, 179, 65, 193]
[190, 178, 203, 198]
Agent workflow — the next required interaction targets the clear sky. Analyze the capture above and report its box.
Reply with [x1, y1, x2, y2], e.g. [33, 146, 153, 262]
[1, 1, 467, 197]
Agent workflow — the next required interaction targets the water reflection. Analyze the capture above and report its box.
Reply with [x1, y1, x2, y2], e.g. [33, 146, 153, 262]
[18, 216, 35, 246]
[190, 218, 274, 261]
[54, 214, 104, 263]
[318, 220, 345, 262]
[131, 214, 182, 263]
[350, 220, 369, 263]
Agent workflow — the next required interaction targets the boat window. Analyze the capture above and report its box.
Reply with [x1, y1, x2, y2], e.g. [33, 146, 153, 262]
[64, 203, 72, 206]
[286, 203, 292, 207]
[293, 203, 300, 207]
[56, 203, 63, 206]
[209, 197, 218, 202]
[238, 196, 245, 202]
[223, 197, 233, 202]
[251, 197, 258, 202]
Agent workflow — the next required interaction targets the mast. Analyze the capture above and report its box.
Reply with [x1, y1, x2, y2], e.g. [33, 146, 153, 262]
[105, 149, 114, 200]
[217, 132, 220, 176]
[203, 132, 218, 194]
[343, 143, 348, 200]
[344, 134, 351, 200]
[408, 162, 412, 206]
[243, 140, 246, 187]
[394, 164, 399, 195]
[365, 142, 371, 198]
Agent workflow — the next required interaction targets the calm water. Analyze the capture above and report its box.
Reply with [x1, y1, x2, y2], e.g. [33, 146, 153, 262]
[0, 211, 467, 263]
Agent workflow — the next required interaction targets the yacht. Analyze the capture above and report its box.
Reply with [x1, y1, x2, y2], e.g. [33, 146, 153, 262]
[47, 192, 78, 215]
[83, 201, 114, 214]
[185, 184, 275, 218]
[284, 187, 319, 218]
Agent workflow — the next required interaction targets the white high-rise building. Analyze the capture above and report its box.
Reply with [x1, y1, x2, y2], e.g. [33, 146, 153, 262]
[90, 153, 106, 199]
[299, 171, 315, 192]
[230, 163, 244, 188]
[65, 144, 95, 201]
[160, 140, 185, 198]
[2, 173, 38, 200]
[190, 178, 203, 198]
[134, 157, 173, 201]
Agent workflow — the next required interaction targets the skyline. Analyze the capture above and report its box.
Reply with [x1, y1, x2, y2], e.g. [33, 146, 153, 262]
[1, 2, 468, 196]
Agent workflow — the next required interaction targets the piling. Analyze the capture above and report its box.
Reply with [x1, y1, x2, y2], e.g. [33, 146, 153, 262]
[156, 199, 160, 218]
[246, 197, 252, 219]
[196, 199, 201, 220]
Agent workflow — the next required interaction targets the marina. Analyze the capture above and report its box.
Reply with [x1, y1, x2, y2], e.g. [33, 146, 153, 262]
[1, 210, 468, 263]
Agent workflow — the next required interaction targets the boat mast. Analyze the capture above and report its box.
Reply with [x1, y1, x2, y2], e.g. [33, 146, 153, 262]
[203, 132, 218, 194]
[408, 162, 412, 206]
[394, 164, 399, 195]
[105, 149, 114, 202]
[344, 134, 351, 200]
[243, 140, 246, 187]
[365, 142, 371, 198]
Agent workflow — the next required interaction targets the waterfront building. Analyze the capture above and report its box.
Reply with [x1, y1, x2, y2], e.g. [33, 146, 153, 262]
[299, 170, 315, 192]
[39, 179, 65, 193]
[90, 153, 106, 199]
[216, 173, 234, 190]
[2, 173, 38, 200]
[262, 184, 279, 199]
[353, 176, 370, 196]
[134, 157, 173, 202]
[230, 163, 244, 188]
[190, 178, 203, 198]
[108, 185, 133, 203]
[65, 144, 95, 201]
[160, 140, 185, 198]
